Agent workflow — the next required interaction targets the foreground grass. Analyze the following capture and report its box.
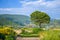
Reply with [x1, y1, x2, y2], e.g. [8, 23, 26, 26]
[40, 30, 60, 40]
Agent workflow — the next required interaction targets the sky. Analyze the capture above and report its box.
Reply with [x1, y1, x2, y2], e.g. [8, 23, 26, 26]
[0, 0, 60, 19]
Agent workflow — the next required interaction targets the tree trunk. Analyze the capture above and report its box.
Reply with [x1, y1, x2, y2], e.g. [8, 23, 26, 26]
[39, 23, 42, 28]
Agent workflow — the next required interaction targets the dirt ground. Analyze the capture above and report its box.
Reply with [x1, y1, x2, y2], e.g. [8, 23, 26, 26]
[16, 37, 40, 40]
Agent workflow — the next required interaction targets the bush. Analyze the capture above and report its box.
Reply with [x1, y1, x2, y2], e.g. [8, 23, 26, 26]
[32, 28, 43, 34]
[0, 33, 5, 40]
[0, 27, 16, 40]
[20, 28, 43, 37]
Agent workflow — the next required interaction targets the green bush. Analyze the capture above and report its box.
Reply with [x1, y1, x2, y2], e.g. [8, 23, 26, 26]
[20, 28, 43, 37]
[0, 33, 5, 40]
[0, 27, 16, 40]
[32, 28, 43, 34]
[21, 28, 43, 34]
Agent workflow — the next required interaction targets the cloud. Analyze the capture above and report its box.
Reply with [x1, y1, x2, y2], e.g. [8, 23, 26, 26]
[20, 0, 45, 6]
[19, 0, 60, 18]
[20, 0, 60, 8]
[46, 0, 60, 8]
[0, 8, 12, 11]
[0, 8, 34, 15]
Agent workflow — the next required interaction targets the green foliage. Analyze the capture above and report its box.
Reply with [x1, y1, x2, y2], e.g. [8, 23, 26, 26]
[41, 30, 60, 40]
[21, 28, 42, 34]
[0, 27, 16, 40]
[5, 35, 14, 40]
[30, 11, 50, 28]
[20, 28, 43, 37]
[0, 27, 13, 35]
[32, 28, 43, 34]
[20, 34, 39, 37]
[0, 33, 5, 40]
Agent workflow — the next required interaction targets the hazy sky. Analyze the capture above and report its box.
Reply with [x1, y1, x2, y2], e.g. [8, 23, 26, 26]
[0, 0, 60, 19]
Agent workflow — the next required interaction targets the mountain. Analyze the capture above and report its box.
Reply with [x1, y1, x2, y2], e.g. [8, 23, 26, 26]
[0, 14, 30, 26]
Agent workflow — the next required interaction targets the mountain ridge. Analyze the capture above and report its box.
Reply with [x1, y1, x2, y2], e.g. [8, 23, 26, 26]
[0, 14, 30, 26]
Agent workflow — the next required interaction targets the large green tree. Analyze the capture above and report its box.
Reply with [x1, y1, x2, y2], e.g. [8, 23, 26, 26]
[30, 11, 50, 28]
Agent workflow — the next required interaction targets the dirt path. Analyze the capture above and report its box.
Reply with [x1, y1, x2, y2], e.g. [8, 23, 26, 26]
[13, 29, 22, 34]
[16, 37, 40, 40]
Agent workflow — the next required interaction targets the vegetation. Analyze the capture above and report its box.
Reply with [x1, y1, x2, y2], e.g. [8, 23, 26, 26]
[0, 11, 60, 40]
[20, 28, 43, 37]
[30, 11, 50, 28]
[0, 27, 16, 40]
[40, 30, 60, 40]
[0, 26, 60, 40]
[0, 33, 5, 40]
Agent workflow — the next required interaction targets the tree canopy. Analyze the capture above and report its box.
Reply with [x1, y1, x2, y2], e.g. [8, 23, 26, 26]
[30, 11, 50, 28]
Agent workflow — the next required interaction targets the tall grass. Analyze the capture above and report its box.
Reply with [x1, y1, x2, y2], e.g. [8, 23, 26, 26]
[40, 30, 60, 40]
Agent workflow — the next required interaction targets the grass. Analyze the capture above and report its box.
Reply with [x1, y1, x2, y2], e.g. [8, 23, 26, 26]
[20, 28, 60, 40]
[40, 30, 60, 40]
[20, 34, 39, 37]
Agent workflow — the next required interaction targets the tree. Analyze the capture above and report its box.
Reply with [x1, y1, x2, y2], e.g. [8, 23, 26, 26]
[30, 11, 50, 28]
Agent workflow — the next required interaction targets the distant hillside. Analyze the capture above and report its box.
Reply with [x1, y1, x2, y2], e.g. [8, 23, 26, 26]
[0, 14, 30, 26]
[51, 19, 60, 24]
[49, 19, 60, 28]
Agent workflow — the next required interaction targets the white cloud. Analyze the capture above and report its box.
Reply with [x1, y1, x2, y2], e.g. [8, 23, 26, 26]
[20, 0, 45, 6]
[20, 0, 60, 8]
[46, 0, 60, 8]
[0, 8, 12, 11]
[0, 8, 34, 15]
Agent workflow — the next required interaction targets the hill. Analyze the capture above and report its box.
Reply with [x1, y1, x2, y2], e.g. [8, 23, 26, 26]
[0, 14, 30, 27]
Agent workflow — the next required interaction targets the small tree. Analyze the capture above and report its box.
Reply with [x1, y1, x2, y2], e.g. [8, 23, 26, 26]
[30, 11, 50, 28]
